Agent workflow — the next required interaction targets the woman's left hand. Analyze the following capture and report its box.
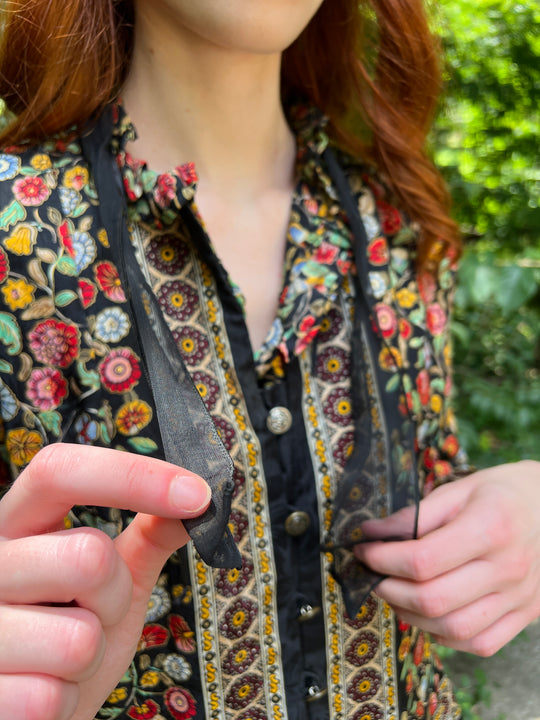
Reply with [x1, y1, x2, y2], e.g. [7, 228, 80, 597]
[355, 460, 540, 656]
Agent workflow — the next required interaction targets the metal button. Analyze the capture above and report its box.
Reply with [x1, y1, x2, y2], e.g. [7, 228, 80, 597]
[266, 406, 292, 435]
[305, 684, 328, 703]
[298, 603, 321, 623]
[284, 511, 311, 537]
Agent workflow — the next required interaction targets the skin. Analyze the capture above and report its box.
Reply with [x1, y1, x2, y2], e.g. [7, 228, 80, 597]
[1, 1, 539, 718]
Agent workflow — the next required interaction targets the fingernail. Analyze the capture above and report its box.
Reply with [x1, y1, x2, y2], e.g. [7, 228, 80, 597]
[169, 474, 211, 513]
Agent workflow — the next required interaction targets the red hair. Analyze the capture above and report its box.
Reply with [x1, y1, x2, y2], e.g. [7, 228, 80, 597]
[0, 0, 460, 269]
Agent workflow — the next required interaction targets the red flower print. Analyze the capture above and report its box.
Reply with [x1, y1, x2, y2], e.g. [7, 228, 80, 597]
[58, 220, 75, 257]
[137, 623, 169, 651]
[222, 638, 260, 674]
[219, 598, 258, 640]
[95, 261, 126, 302]
[416, 369, 430, 406]
[26, 367, 68, 411]
[0, 247, 9, 282]
[367, 236, 389, 266]
[415, 700, 425, 717]
[423, 447, 438, 470]
[426, 303, 446, 336]
[13, 176, 51, 206]
[347, 668, 380, 702]
[413, 631, 425, 665]
[442, 434, 459, 458]
[169, 615, 196, 653]
[127, 699, 160, 719]
[374, 303, 397, 339]
[376, 200, 401, 235]
[155, 173, 177, 206]
[351, 705, 383, 720]
[405, 669, 414, 694]
[216, 559, 253, 598]
[417, 271, 437, 304]
[77, 279, 97, 308]
[99, 348, 142, 393]
[398, 318, 412, 340]
[429, 692, 438, 715]
[398, 620, 410, 632]
[434, 460, 452, 479]
[177, 162, 198, 186]
[313, 241, 339, 264]
[165, 687, 197, 720]
[29, 319, 79, 368]
[225, 673, 263, 710]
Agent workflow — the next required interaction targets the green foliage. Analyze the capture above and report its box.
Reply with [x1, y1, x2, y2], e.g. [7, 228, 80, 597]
[433, 0, 540, 466]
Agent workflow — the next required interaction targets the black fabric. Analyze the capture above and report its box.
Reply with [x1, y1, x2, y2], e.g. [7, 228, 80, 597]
[321, 148, 419, 616]
[81, 110, 241, 569]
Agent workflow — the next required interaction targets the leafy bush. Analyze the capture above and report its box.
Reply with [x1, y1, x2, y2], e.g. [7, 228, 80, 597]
[433, 0, 540, 466]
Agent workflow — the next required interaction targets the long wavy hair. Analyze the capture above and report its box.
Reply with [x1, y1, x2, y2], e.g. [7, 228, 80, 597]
[0, 0, 460, 269]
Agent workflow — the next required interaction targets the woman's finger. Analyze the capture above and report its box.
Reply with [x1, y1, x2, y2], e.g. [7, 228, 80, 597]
[374, 558, 498, 617]
[0, 443, 211, 539]
[0, 674, 79, 720]
[432, 608, 535, 657]
[0, 605, 106, 682]
[355, 482, 507, 581]
[0, 528, 133, 627]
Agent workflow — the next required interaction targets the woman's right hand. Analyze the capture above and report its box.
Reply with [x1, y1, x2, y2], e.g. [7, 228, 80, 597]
[0, 443, 211, 720]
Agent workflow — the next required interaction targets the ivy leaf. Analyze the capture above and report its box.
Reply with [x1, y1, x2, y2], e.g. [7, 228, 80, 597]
[127, 437, 159, 455]
[0, 200, 25, 230]
[55, 256, 78, 276]
[0, 359, 12, 374]
[496, 266, 538, 316]
[76, 361, 100, 390]
[38, 410, 62, 436]
[385, 374, 401, 393]
[21, 296, 55, 321]
[0, 312, 22, 355]
[55, 290, 78, 307]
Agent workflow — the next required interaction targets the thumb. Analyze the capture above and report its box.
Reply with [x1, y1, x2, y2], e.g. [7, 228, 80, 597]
[114, 514, 191, 599]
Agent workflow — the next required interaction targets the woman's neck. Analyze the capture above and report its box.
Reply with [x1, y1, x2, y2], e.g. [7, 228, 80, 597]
[121, 4, 296, 202]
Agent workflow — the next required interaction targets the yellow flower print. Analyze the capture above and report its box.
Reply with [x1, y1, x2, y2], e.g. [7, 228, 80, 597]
[378, 346, 403, 371]
[64, 165, 89, 191]
[140, 670, 160, 688]
[1, 277, 35, 310]
[3, 223, 37, 255]
[116, 399, 152, 436]
[6, 427, 43, 466]
[30, 153, 52, 171]
[430, 394, 443, 414]
[106, 687, 128, 703]
[98, 228, 109, 247]
[395, 287, 418, 309]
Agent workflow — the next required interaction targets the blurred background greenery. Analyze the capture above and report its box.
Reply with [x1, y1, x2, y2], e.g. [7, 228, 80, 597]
[433, 2, 539, 717]
[434, 0, 539, 468]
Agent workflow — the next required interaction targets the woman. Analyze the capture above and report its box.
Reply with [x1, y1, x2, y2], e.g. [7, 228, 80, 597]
[0, 1, 538, 719]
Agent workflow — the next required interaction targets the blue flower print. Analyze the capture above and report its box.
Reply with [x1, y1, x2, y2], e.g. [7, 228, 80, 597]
[368, 271, 389, 299]
[94, 307, 130, 343]
[59, 186, 79, 216]
[72, 231, 97, 272]
[361, 214, 380, 241]
[73, 412, 99, 444]
[0, 154, 20, 181]
[145, 585, 172, 622]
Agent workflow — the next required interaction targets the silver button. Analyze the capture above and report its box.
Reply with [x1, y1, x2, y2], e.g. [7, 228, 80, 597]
[298, 604, 321, 623]
[305, 684, 327, 703]
[284, 511, 311, 537]
[266, 406, 292, 435]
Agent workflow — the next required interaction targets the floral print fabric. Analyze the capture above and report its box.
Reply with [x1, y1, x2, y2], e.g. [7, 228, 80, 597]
[0, 102, 465, 719]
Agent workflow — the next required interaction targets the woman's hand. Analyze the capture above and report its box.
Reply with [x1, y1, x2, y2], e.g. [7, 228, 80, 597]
[0, 443, 211, 720]
[355, 460, 540, 656]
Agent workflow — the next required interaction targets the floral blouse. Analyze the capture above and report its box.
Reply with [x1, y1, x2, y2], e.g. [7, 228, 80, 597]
[0, 102, 466, 720]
